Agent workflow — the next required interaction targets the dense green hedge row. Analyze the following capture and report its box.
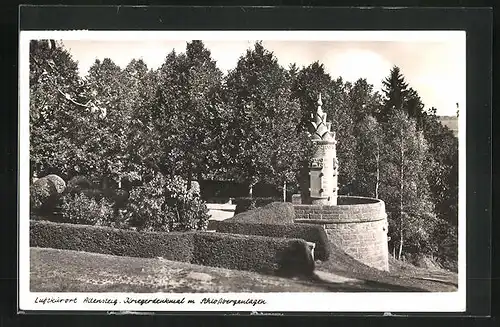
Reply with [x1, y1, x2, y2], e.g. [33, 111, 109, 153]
[30, 220, 193, 262]
[192, 232, 314, 276]
[30, 220, 314, 277]
[225, 202, 296, 224]
[216, 221, 330, 261]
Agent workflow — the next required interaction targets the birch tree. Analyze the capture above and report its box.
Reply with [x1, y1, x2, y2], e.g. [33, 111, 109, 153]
[381, 110, 436, 259]
[354, 115, 383, 198]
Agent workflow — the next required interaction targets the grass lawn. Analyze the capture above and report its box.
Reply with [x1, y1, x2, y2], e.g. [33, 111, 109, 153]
[30, 247, 327, 293]
[30, 246, 457, 293]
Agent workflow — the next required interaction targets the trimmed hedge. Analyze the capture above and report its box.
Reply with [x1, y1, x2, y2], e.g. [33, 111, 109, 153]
[30, 220, 193, 262]
[216, 221, 330, 261]
[233, 197, 281, 215]
[30, 220, 314, 277]
[225, 202, 296, 224]
[192, 232, 314, 276]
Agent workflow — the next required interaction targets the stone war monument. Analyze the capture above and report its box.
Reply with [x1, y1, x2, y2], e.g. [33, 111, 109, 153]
[307, 93, 339, 206]
[293, 94, 390, 271]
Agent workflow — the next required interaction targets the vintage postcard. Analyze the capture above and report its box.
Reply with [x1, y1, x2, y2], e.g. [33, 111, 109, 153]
[19, 29, 466, 313]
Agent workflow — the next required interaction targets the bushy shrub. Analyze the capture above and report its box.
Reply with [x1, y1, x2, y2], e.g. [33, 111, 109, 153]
[79, 188, 106, 201]
[60, 192, 114, 226]
[125, 174, 210, 232]
[30, 174, 66, 213]
[65, 176, 105, 202]
[164, 176, 210, 231]
[64, 175, 130, 224]
[430, 219, 458, 272]
[109, 189, 129, 210]
[233, 197, 280, 214]
[125, 173, 168, 231]
[30, 178, 57, 211]
[66, 175, 93, 193]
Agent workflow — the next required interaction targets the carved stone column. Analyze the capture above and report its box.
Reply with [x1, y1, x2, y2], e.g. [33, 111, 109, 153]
[308, 94, 338, 205]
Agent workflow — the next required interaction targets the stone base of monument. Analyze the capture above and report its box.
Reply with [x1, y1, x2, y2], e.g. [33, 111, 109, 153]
[293, 195, 389, 272]
[310, 196, 337, 206]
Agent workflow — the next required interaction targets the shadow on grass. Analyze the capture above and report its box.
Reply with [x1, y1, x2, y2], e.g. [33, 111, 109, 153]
[290, 273, 428, 292]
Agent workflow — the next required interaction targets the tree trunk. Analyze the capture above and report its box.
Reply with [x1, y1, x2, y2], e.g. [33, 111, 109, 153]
[398, 126, 405, 260]
[186, 160, 192, 190]
[249, 184, 253, 198]
[398, 225, 404, 260]
[375, 143, 380, 199]
[283, 180, 287, 202]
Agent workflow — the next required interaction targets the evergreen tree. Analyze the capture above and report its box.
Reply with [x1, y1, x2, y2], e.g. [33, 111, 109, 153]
[405, 87, 426, 129]
[152, 50, 188, 177]
[379, 66, 409, 123]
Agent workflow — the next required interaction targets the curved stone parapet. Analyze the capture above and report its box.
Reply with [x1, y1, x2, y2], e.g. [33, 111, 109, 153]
[293, 196, 389, 271]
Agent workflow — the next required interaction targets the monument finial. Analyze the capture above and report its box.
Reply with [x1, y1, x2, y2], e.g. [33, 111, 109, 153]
[317, 93, 323, 106]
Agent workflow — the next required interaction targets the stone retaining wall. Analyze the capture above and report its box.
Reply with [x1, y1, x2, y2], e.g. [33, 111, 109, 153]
[293, 196, 389, 271]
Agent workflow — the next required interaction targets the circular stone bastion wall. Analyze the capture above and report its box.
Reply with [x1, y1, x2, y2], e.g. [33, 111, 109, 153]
[293, 196, 389, 271]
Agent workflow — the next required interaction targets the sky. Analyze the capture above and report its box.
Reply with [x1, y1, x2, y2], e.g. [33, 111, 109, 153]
[61, 36, 465, 117]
